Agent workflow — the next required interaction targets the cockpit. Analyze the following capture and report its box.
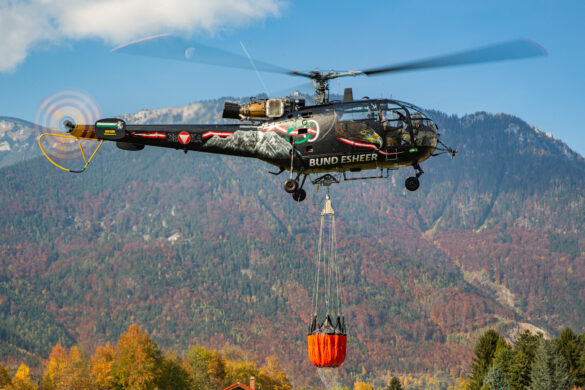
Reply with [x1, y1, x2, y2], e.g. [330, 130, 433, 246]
[333, 99, 438, 150]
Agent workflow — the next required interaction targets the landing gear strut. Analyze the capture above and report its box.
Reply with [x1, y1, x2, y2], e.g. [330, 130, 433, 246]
[283, 170, 308, 202]
[283, 176, 307, 201]
[405, 163, 424, 192]
[284, 136, 308, 202]
[287, 174, 307, 202]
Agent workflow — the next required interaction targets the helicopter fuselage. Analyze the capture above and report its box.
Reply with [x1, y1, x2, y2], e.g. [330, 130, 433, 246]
[40, 35, 547, 199]
[83, 98, 439, 177]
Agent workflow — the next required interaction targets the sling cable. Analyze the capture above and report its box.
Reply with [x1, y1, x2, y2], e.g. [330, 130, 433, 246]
[307, 193, 346, 368]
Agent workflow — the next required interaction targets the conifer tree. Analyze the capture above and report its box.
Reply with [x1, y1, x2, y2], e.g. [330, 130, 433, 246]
[556, 328, 580, 383]
[577, 341, 585, 387]
[470, 329, 502, 390]
[483, 365, 510, 390]
[493, 344, 515, 383]
[528, 339, 573, 390]
[387, 376, 403, 390]
[508, 330, 542, 390]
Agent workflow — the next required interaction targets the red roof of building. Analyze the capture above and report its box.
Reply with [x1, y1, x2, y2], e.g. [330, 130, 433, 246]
[223, 382, 253, 390]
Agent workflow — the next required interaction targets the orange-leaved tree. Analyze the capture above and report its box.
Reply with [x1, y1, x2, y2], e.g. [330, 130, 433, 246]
[110, 325, 163, 390]
[42, 344, 95, 390]
[90, 342, 116, 389]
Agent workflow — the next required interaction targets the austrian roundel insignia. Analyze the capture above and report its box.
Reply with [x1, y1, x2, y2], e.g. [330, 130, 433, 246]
[178, 132, 191, 145]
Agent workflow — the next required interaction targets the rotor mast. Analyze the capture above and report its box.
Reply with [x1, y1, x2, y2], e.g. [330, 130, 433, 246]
[291, 70, 363, 104]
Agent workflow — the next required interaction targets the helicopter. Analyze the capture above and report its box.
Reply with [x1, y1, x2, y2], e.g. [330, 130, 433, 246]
[39, 35, 546, 202]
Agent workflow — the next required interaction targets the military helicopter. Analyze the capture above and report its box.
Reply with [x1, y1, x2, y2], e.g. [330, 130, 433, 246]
[39, 35, 546, 202]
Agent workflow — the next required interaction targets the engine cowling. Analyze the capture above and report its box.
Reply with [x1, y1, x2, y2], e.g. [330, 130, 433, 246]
[222, 98, 305, 121]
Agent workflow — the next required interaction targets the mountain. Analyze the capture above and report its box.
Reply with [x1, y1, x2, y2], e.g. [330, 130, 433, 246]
[1, 99, 584, 388]
[0, 117, 44, 169]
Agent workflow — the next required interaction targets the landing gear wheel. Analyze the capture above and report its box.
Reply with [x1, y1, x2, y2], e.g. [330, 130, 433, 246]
[284, 179, 299, 193]
[405, 176, 420, 191]
[292, 188, 307, 202]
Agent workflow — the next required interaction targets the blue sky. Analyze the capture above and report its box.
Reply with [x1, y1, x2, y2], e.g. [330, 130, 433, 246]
[1, 0, 584, 155]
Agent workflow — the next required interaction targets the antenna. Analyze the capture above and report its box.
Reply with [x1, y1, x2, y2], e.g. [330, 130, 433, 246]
[240, 41, 270, 96]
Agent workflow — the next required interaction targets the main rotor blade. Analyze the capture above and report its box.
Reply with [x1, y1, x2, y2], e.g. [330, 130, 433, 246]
[362, 39, 547, 76]
[112, 33, 293, 75]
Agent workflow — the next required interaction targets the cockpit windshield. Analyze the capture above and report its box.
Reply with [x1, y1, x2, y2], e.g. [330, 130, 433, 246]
[332, 100, 438, 149]
[393, 100, 435, 128]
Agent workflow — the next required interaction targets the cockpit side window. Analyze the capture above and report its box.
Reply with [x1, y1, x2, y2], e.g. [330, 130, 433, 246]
[337, 103, 378, 121]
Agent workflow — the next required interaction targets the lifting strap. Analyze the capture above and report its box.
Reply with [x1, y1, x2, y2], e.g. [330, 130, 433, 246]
[312, 193, 343, 318]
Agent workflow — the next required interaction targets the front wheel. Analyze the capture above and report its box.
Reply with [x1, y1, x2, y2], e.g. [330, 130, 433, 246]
[284, 179, 299, 193]
[405, 177, 420, 191]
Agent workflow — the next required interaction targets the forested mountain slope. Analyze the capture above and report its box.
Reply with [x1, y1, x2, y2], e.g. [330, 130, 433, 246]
[1, 99, 584, 387]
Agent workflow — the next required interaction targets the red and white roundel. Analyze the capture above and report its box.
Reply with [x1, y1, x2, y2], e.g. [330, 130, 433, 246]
[178, 132, 191, 144]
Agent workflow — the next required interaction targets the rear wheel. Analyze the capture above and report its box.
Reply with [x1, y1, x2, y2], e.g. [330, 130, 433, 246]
[405, 176, 420, 191]
[292, 188, 306, 202]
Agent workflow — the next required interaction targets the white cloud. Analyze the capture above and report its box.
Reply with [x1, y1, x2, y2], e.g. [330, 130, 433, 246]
[0, 0, 283, 72]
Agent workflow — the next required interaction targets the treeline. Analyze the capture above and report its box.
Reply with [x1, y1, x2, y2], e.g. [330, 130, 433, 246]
[0, 324, 292, 390]
[462, 328, 585, 389]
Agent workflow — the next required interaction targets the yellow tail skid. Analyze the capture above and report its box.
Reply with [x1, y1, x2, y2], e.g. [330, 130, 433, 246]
[38, 133, 104, 173]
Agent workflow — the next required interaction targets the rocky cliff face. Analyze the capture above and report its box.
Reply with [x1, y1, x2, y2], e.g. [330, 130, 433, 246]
[0, 117, 43, 168]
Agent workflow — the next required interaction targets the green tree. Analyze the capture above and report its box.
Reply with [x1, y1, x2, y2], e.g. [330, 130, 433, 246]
[528, 339, 573, 390]
[508, 331, 542, 390]
[224, 360, 256, 389]
[387, 376, 403, 390]
[184, 345, 226, 390]
[470, 329, 502, 390]
[156, 350, 192, 390]
[577, 336, 585, 388]
[483, 365, 510, 390]
[258, 356, 291, 390]
[493, 342, 515, 383]
[556, 328, 579, 381]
